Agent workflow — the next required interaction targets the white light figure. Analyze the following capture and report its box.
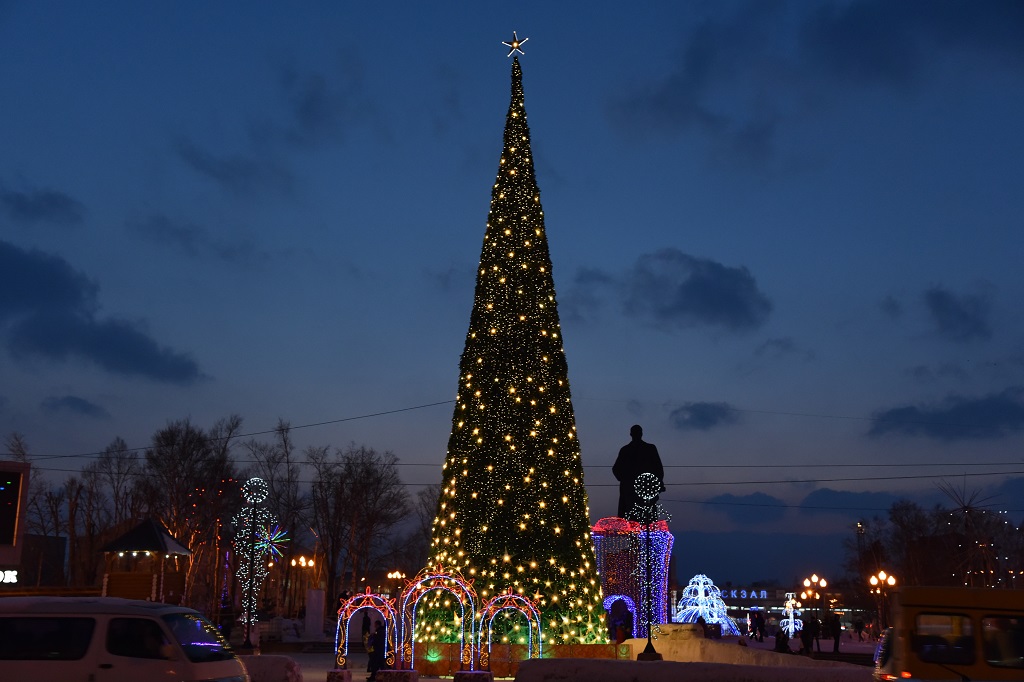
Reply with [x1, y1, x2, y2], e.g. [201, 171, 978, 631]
[673, 574, 741, 636]
[233, 477, 277, 648]
[779, 592, 803, 638]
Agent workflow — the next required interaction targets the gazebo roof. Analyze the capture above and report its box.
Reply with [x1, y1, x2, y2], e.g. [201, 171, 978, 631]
[100, 518, 191, 556]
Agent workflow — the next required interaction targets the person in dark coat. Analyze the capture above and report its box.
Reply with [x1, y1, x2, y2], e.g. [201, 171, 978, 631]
[367, 621, 387, 681]
[612, 425, 665, 520]
[829, 613, 842, 653]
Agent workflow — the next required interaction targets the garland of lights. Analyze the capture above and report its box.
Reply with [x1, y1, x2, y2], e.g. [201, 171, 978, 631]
[403, 565, 478, 670]
[233, 477, 277, 646]
[478, 588, 543, 670]
[424, 45, 605, 649]
[673, 574, 741, 636]
[629, 474, 672, 640]
[334, 588, 399, 670]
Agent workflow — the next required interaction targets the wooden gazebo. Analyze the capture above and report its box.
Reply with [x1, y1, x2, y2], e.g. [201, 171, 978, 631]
[100, 518, 190, 603]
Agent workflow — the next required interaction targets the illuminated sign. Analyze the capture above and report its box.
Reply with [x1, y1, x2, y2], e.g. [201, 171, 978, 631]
[724, 589, 768, 600]
[1, 570, 16, 584]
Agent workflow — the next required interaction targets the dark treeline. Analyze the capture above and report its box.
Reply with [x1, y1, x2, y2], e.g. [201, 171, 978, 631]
[842, 486, 1024, 595]
[6, 416, 439, 620]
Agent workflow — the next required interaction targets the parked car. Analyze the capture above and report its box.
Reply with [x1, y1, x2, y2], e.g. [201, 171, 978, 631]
[0, 596, 249, 682]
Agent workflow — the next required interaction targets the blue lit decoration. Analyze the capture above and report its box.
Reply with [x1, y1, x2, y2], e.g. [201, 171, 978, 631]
[673, 574, 741, 636]
[779, 592, 803, 638]
[335, 588, 399, 670]
[478, 588, 543, 671]
[403, 565, 478, 670]
[591, 517, 673, 640]
[233, 477, 276, 648]
[602, 594, 638, 639]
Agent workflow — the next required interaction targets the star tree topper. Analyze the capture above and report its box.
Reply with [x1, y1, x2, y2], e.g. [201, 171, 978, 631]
[502, 31, 528, 57]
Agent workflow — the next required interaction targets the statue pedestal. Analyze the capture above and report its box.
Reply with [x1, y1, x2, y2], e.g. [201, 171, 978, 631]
[326, 671, 352, 682]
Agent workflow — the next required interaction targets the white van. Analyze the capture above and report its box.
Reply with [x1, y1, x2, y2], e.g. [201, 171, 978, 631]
[0, 596, 249, 682]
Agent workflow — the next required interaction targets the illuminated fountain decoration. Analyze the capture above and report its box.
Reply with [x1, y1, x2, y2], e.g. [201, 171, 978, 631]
[673, 574, 741, 636]
[779, 592, 803, 638]
[233, 477, 276, 647]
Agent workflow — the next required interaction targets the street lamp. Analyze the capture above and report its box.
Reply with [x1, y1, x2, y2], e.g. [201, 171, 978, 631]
[869, 570, 896, 630]
[801, 574, 827, 620]
[387, 571, 406, 598]
[290, 555, 315, 617]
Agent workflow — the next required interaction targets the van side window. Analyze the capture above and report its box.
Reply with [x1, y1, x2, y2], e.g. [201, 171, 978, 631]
[982, 616, 1024, 668]
[913, 613, 975, 666]
[0, 617, 95, 660]
[106, 617, 170, 659]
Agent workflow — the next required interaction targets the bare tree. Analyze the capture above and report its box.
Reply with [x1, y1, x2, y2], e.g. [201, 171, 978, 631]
[307, 444, 348, 606]
[137, 417, 241, 610]
[88, 437, 142, 529]
[341, 445, 409, 592]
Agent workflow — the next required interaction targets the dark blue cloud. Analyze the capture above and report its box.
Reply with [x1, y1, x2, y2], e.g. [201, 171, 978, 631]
[1, 185, 85, 226]
[906, 363, 968, 383]
[670, 401, 740, 432]
[130, 214, 270, 266]
[702, 492, 787, 525]
[40, 395, 110, 419]
[868, 387, 1024, 441]
[624, 249, 772, 332]
[0, 240, 97, 320]
[561, 267, 616, 323]
[0, 240, 202, 383]
[754, 337, 815, 362]
[879, 295, 902, 319]
[797, 488, 900, 517]
[924, 286, 992, 342]
[800, 0, 1024, 86]
[608, 1, 1024, 163]
[174, 138, 294, 199]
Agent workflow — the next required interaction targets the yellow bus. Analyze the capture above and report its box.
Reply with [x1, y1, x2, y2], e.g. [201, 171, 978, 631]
[874, 586, 1023, 681]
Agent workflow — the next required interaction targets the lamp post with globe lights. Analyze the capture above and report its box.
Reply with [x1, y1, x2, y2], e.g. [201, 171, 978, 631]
[800, 574, 827, 652]
[801, 574, 827, 620]
[869, 570, 896, 630]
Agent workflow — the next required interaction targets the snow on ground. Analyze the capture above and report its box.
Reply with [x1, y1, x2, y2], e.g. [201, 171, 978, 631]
[515, 657, 873, 682]
[243, 620, 880, 681]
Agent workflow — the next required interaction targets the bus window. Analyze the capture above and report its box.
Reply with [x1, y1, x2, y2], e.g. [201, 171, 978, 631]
[982, 616, 1024, 669]
[913, 613, 974, 665]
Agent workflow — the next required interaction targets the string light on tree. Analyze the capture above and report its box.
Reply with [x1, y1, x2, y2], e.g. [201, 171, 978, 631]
[422, 36, 604, 646]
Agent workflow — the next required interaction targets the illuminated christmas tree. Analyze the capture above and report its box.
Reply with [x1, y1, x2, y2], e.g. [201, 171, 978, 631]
[423, 42, 604, 646]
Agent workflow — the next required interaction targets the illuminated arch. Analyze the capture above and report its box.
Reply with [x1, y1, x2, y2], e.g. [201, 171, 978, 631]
[398, 566, 478, 670]
[478, 589, 542, 670]
[334, 588, 398, 670]
[603, 594, 638, 639]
